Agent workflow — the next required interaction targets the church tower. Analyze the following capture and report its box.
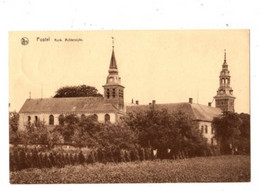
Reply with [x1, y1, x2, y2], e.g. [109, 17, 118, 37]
[214, 50, 235, 112]
[103, 39, 125, 111]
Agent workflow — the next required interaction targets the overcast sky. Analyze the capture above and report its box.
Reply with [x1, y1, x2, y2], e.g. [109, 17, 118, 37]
[9, 30, 249, 114]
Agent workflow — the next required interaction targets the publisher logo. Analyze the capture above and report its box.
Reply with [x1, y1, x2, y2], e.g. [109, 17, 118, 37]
[21, 37, 29, 46]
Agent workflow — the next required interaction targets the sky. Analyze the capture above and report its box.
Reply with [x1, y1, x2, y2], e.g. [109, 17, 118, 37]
[9, 30, 249, 114]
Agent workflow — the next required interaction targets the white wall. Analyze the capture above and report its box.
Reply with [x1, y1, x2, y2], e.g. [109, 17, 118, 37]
[19, 112, 117, 130]
[198, 121, 216, 145]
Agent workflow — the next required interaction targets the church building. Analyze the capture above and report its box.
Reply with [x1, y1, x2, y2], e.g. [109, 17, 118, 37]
[18, 44, 235, 145]
[18, 46, 125, 130]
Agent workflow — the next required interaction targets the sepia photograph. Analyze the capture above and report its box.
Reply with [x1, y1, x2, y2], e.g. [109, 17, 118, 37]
[9, 30, 250, 184]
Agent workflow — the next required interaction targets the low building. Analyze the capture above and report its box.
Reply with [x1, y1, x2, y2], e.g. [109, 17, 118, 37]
[126, 99, 222, 145]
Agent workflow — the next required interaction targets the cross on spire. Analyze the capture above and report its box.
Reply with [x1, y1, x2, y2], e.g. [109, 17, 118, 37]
[112, 36, 114, 49]
[224, 49, 226, 61]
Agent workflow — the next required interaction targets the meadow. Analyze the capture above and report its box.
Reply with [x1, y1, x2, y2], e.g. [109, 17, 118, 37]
[10, 155, 250, 183]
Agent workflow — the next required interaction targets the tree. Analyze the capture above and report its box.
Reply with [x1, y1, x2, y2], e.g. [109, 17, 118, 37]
[123, 107, 207, 158]
[55, 114, 79, 143]
[97, 123, 138, 150]
[47, 130, 64, 148]
[54, 84, 103, 98]
[212, 112, 242, 154]
[71, 115, 101, 148]
[237, 113, 250, 154]
[9, 112, 19, 145]
[19, 121, 49, 146]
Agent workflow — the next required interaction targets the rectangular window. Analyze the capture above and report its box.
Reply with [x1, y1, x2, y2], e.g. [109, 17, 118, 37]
[112, 89, 116, 98]
[106, 89, 110, 98]
[119, 89, 123, 98]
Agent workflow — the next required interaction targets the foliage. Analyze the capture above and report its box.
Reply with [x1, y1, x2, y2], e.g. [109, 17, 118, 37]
[212, 112, 250, 154]
[71, 115, 101, 148]
[9, 112, 19, 144]
[237, 113, 250, 154]
[47, 131, 65, 148]
[96, 123, 138, 150]
[55, 114, 138, 150]
[123, 107, 208, 158]
[54, 84, 103, 98]
[10, 155, 250, 183]
[55, 114, 79, 143]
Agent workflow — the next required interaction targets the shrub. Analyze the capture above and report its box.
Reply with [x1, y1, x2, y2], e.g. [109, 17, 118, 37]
[78, 151, 85, 165]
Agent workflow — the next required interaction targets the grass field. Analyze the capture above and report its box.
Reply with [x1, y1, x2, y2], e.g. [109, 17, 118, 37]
[10, 155, 250, 183]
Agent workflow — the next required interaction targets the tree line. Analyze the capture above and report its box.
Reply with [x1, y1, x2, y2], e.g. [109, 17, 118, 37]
[9, 106, 250, 171]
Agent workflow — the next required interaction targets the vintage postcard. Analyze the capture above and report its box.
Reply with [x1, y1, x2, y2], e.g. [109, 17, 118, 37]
[9, 30, 250, 184]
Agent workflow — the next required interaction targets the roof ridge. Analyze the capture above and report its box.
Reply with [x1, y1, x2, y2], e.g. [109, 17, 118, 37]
[27, 97, 103, 100]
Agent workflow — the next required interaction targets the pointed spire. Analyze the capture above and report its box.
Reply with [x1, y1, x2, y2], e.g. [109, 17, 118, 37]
[109, 37, 118, 70]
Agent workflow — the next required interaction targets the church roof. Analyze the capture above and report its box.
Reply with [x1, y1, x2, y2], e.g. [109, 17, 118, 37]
[126, 103, 222, 122]
[19, 97, 119, 114]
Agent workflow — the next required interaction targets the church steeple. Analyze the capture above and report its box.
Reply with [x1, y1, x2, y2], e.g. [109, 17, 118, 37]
[109, 38, 118, 71]
[214, 50, 235, 112]
[103, 38, 125, 112]
[109, 48, 118, 73]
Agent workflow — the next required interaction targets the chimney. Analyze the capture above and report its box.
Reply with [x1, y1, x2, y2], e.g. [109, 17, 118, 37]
[135, 100, 139, 105]
[208, 102, 211, 107]
[189, 98, 193, 104]
[152, 100, 156, 105]
[131, 98, 134, 104]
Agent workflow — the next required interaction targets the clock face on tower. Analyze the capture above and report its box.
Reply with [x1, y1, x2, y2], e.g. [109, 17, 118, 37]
[109, 77, 113, 82]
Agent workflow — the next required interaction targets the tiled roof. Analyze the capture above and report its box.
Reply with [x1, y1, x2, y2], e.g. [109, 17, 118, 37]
[126, 103, 222, 122]
[19, 97, 118, 114]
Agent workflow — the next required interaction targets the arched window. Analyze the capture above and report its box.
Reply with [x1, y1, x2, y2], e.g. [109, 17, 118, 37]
[58, 114, 64, 125]
[201, 126, 204, 133]
[105, 114, 110, 122]
[205, 125, 208, 134]
[34, 116, 38, 127]
[27, 116, 31, 125]
[28, 116, 31, 122]
[93, 114, 98, 121]
[49, 115, 54, 125]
